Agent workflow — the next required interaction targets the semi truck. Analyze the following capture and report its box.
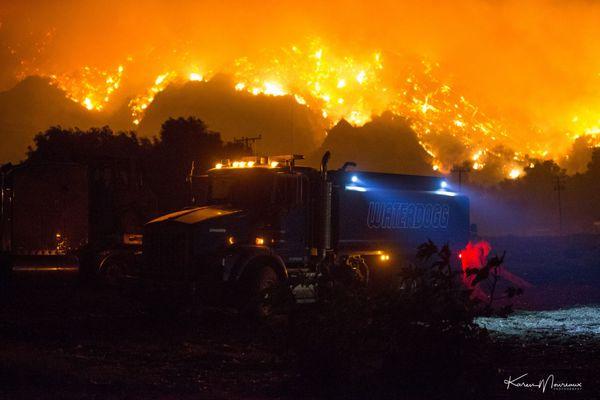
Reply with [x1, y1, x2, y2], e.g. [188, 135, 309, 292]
[139, 152, 470, 315]
[0, 160, 156, 281]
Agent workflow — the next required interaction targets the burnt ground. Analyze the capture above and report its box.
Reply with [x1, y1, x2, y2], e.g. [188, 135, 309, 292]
[1, 268, 600, 399]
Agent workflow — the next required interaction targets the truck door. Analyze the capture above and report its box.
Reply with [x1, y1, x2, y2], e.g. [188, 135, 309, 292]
[273, 174, 308, 267]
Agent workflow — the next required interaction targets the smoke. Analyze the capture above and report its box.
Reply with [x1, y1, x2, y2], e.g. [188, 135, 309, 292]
[1, 0, 599, 170]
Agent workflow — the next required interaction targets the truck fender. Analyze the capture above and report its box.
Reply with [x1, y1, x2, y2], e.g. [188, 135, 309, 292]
[98, 250, 134, 274]
[225, 246, 288, 283]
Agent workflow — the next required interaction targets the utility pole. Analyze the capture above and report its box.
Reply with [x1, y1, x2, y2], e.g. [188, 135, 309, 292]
[290, 102, 294, 155]
[233, 134, 262, 155]
[554, 175, 565, 235]
[451, 164, 471, 192]
[0, 170, 4, 229]
[0, 170, 4, 248]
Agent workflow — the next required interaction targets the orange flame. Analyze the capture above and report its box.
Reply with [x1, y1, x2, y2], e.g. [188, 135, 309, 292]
[48, 65, 124, 111]
[17, 35, 600, 178]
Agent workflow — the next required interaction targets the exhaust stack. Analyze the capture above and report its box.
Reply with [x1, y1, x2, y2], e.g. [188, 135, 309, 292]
[319, 151, 332, 255]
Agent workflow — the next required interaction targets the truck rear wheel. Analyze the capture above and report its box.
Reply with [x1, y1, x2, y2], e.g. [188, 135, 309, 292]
[240, 264, 280, 318]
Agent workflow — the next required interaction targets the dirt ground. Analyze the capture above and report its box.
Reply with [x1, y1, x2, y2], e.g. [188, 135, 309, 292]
[0, 271, 298, 399]
[1, 271, 600, 399]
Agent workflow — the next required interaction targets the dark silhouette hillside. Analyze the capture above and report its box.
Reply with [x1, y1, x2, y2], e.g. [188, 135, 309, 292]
[0, 76, 100, 162]
[310, 112, 432, 174]
[137, 75, 326, 156]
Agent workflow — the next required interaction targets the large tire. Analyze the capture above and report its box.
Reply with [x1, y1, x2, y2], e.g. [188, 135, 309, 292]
[101, 258, 127, 287]
[240, 264, 280, 318]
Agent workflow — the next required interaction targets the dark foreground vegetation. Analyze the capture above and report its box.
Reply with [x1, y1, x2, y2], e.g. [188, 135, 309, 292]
[2, 241, 599, 399]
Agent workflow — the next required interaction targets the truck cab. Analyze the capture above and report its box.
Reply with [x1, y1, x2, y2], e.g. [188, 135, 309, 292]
[140, 153, 470, 314]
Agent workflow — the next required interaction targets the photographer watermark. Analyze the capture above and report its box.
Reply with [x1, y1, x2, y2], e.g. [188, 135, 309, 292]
[504, 373, 582, 393]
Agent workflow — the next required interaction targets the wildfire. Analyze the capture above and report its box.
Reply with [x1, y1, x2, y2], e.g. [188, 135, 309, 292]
[19, 36, 600, 178]
[129, 72, 179, 125]
[508, 168, 523, 180]
[189, 72, 203, 82]
[232, 41, 383, 126]
[227, 39, 520, 174]
[225, 41, 599, 176]
[570, 113, 600, 148]
[48, 65, 124, 111]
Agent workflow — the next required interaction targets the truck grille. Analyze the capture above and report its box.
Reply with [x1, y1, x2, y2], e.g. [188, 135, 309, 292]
[143, 229, 190, 278]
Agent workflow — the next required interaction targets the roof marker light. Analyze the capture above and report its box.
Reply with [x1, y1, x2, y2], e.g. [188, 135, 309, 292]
[345, 185, 367, 192]
[435, 189, 458, 197]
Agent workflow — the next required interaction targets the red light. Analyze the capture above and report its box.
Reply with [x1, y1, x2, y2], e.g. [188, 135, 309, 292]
[458, 240, 492, 299]
[459, 241, 491, 274]
[458, 240, 532, 299]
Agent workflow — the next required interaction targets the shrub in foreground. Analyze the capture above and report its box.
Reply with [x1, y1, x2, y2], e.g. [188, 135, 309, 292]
[289, 241, 516, 398]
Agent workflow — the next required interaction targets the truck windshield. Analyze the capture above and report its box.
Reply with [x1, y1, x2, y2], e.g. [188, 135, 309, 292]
[209, 172, 274, 208]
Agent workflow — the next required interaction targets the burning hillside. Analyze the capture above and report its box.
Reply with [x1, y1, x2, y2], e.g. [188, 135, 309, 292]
[0, 1, 599, 177]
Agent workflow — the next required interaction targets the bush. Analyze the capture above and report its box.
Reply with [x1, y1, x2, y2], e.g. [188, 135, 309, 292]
[288, 241, 510, 399]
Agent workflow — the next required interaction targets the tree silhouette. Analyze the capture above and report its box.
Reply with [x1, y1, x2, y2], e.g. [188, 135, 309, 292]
[146, 116, 249, 211]
[27, 126, 150, 164]
[25, 117, 251, 214]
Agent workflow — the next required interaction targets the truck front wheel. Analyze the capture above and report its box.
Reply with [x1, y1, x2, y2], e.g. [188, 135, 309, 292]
[240, 264, 280, 318]
[100, 257, 127, 287]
